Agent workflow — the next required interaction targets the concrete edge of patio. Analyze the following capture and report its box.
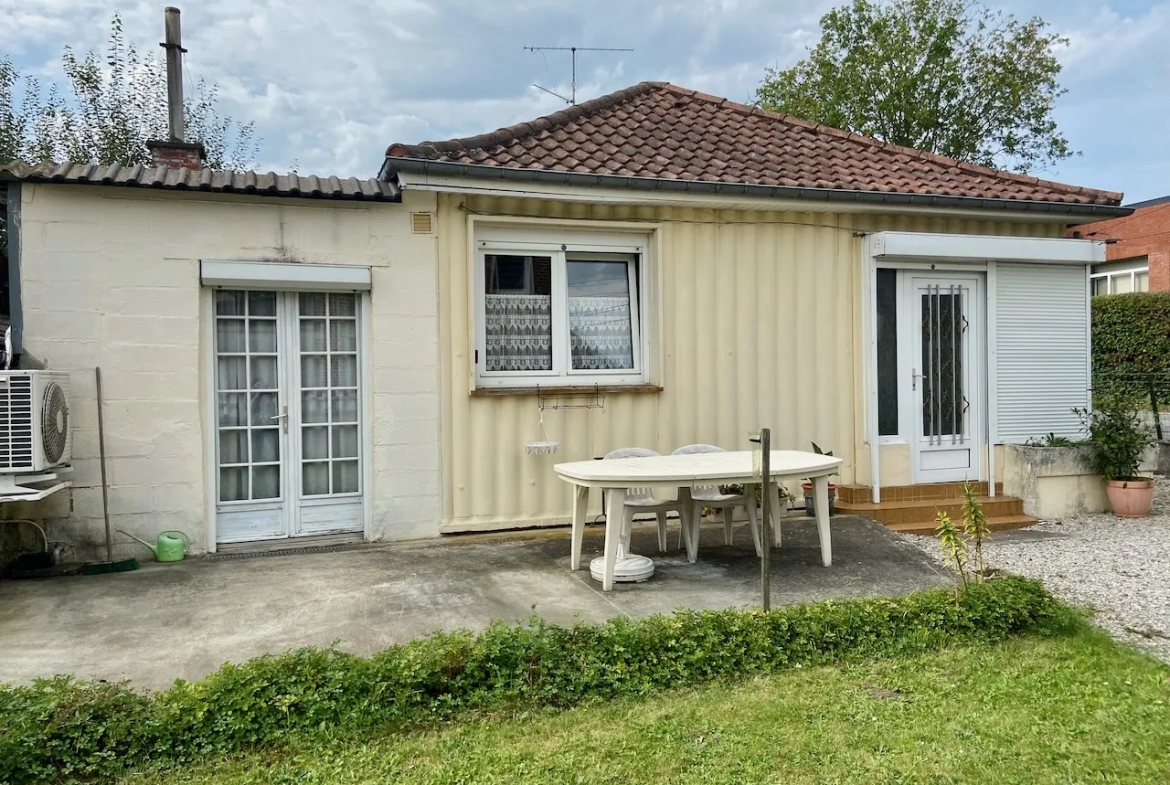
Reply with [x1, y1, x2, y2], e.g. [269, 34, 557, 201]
[0, 516, 952, 690]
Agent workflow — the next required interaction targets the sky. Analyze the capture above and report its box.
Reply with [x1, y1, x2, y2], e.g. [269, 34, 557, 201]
[1, 0, 1166, 204]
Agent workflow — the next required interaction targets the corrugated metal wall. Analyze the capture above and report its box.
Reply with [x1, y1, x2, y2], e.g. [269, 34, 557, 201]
[437, 193, 1063, 530]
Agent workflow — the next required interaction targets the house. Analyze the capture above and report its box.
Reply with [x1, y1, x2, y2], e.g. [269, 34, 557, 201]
[0, 148, 443, 558]
[0, 82, 1131, 559]
[1071, 195, 1170, 294]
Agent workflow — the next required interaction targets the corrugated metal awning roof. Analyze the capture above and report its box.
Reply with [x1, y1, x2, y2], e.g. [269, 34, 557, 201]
[0, 161, 399, 202]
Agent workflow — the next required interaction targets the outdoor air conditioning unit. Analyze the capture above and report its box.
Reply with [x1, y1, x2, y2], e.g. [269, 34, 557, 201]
[0, 370, 71, 473]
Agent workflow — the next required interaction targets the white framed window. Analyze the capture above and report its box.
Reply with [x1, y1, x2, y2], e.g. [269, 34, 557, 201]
[1090, 258, 1149, 295]
[474, 227, 650, 388]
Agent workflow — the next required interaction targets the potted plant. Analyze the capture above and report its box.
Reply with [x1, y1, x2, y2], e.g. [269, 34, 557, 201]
[801, 442, 837, 517]
[1076, 396, 1156, 518]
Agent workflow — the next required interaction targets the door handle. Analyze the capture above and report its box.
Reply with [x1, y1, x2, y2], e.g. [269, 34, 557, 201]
[271, 404, 288, 433]
[911, 368, 922, 391]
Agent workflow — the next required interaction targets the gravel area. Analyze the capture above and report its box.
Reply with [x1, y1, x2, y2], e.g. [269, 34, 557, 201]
[901, 477, 1170, 664]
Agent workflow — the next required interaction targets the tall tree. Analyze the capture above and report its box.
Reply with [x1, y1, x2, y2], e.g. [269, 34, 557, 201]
[754, 0, 1073, 173]
[1, 13, 258, 169]
[2, 13, 259, 298]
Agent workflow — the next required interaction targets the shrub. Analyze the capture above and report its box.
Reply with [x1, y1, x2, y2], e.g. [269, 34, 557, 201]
[1092, 292, 1170, 401]
[0, 577, 1067, 784]
[1076, 394, 1154, 480]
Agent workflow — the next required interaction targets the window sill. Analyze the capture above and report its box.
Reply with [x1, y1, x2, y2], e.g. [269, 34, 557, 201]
[471, 384, 664, 397]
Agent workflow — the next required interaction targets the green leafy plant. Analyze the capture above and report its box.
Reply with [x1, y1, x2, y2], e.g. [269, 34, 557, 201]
[935, 510, 969, 589]
[1091, 292, 1170, 402]
[961, 481, 991, 579]
[719, 483, 790, 503]
[0, 14, 258, 170]
[1024, 432, 1079, 448]
[936, 485, 993, 588]
[754, 0, 1073, 173]
[810, 443, 839, 483]
[0, 579, 1064, 785]
[1075, 395, 1154, 481]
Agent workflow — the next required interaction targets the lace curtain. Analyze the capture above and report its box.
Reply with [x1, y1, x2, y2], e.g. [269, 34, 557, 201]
[569, 295, 634, 369]
[484, 294, 634, 372]
[485, 294, 553, 371]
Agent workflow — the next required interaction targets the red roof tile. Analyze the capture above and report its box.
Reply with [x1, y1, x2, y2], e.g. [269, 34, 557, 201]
[386, 82, 1121, 207]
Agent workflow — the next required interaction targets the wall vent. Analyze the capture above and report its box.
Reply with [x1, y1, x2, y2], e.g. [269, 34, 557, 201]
[411, 212, 434, 234]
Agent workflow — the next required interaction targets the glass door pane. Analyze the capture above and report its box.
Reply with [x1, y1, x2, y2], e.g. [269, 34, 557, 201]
[919, 284, 967, 443]
[298, 292, 361, 497]
[214, 290, 282, 503]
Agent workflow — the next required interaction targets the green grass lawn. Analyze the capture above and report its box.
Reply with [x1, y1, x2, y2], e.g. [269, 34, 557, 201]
[130, 625, 1169, 785]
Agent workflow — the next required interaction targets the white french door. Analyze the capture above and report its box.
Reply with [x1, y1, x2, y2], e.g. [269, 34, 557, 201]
[905, 274, 985, 484]
[213, 290, 364, 544]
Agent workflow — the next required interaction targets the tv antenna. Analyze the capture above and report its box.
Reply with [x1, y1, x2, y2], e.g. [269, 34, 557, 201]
[524, 45, 634, 104]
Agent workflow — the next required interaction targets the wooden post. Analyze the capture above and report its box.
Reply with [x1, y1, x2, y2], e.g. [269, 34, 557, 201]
[752, 429, 772, 611]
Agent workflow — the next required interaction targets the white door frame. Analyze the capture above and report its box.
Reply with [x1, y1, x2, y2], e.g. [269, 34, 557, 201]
[902, 272, 985, 484]
[863, 232, 1106, 504]
[202, 287, 372, 552]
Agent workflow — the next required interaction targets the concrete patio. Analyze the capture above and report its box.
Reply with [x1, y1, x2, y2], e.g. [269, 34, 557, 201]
[0, 516, 950, 690]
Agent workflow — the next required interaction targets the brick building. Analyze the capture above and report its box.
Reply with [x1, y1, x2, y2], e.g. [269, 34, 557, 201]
[1072, 195, 1170, 293]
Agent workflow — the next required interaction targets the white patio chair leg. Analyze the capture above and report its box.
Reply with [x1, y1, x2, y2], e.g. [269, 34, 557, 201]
[656, 511, 668, 553]
[621, 504, 635, 554]
[723, 506, 734, 545]
[747, 499, 761, 557]
[770, 483, 784, 548]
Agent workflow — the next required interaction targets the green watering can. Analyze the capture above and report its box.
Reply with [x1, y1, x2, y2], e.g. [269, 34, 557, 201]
[118, 529, 190, 563]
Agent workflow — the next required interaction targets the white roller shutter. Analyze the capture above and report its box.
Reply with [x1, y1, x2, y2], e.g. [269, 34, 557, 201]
[993, 263, 1090, 443]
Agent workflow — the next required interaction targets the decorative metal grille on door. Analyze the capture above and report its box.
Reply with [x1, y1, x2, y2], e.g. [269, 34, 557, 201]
[920, 285, 968, 444]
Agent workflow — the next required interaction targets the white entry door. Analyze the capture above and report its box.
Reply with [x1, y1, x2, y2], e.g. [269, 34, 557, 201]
[906, 274, 984, 483]
[213, 290, 364, 544]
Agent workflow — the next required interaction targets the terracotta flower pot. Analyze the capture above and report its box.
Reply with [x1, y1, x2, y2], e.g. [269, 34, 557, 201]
[1105, 478, 1154, 518]
[801, 482, 837, 516]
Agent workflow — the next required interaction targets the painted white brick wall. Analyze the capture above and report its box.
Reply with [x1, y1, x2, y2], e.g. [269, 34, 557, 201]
[9, 185, 442, 560]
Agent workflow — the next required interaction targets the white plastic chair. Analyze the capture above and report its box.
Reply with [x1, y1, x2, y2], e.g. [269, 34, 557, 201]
[602, 447, 686, 554]
[672, 444, 761, 558]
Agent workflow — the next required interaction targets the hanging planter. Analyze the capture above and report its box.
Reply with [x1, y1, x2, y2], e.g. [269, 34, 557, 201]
[524, 399, 560, 456]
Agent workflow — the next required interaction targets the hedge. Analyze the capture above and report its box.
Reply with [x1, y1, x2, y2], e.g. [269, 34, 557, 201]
[1093, 292, 1170, 399]
[0, 577, 1069, 784]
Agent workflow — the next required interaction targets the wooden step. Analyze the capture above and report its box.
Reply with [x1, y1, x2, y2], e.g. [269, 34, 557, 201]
[835, 496, 1024, 526]
[887, 514, 1040, 536]
[837, 482, 1004, 504]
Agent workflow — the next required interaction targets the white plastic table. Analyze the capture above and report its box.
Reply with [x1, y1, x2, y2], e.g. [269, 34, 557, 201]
[554, 450, 844, 590]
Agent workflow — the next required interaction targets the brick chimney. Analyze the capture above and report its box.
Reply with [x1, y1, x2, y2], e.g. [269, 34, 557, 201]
[147, 139, 206, 170]
[146, 8, 206, 171]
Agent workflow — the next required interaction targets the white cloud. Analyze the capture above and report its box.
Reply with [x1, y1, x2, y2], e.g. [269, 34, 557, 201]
[3, 0, 1168, 201]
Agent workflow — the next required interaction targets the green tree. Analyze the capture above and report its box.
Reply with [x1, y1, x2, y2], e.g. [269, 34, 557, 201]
[2, 13, 258, 302]
[1, 13, 257, 169]
[754, 0, 1073, 173]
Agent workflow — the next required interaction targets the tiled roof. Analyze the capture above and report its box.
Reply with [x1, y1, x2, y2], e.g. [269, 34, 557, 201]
[386, 82, 1122, 208]
[0, 161, 399, 201]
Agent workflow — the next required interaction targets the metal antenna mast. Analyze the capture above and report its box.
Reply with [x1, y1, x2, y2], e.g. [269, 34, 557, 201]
[523, 45, 634, 104]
